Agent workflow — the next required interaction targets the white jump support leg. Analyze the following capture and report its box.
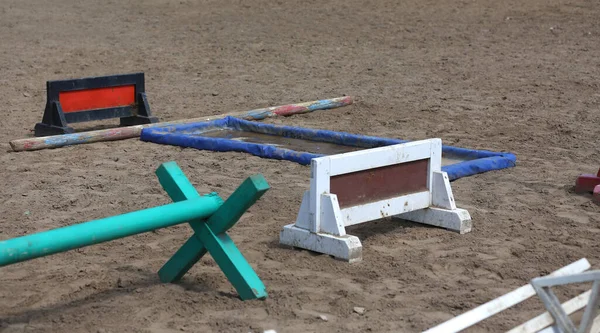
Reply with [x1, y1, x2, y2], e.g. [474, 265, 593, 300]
[281, 191, 363, 262]
[395, 171, 472, 234]
[279, 139, 472, 262]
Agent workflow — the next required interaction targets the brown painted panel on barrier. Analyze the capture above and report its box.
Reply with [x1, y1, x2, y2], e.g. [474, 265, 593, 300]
[330, 158, 429, 208]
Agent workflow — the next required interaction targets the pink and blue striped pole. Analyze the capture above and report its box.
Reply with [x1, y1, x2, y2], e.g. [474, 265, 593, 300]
[10, 96, 354, 152]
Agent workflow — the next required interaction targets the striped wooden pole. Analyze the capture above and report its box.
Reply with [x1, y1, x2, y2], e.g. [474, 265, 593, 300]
[9, 96, 353, 152]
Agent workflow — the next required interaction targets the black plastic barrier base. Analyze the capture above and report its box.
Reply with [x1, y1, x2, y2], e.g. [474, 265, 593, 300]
[34, 72, 159, 137]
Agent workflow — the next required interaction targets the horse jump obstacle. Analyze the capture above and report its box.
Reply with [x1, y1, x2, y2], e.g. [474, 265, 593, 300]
[34, 73, 158, 136]
[279, 138, 472, 262]
[423, 258, 600, 333]
[0, 161, 270, 301]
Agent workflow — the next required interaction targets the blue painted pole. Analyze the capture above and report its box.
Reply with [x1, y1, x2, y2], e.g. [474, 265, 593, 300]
[0, 193, 223, 267]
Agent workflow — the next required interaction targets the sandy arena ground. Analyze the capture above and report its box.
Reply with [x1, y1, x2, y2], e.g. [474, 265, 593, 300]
[1, 0, 599, 332]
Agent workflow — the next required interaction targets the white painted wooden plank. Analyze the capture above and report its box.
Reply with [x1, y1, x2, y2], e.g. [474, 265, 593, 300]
[537, 315, 600, 333]
[537, 314, 600, 333]
[319, 193, 346, 236]
[422, 259, 591, 333]
[279, 224, 363, 262]
[507, 290, 592, 333]
[310, 157, 330, 233]
[532, 271, 600, 287]
[590, 314, 600, 333]
[431, 171, 456, 210]
[340, 191, 430, 226]
[580, 280, 600, 333]
[398, 207, 471, 234]
[294, 191, 311, 230]
[536, 325, 561, 333]
[428, 138, 443, 193]
[327, 139, 439, 176]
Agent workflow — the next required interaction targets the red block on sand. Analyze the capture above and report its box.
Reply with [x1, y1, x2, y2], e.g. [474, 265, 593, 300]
[593, 185, 600, 204]
[575, 168, 600, 193]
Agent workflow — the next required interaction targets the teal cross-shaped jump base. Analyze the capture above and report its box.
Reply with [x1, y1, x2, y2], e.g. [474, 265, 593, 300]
[155, 161, 270, 301]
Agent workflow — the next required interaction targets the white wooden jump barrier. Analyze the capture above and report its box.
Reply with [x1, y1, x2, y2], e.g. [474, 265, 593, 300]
[279, 138, 472, 262]
[423, 258, 600, 333]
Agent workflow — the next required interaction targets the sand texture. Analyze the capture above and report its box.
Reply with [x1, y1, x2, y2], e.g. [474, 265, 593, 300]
[0, 0, 599, 332]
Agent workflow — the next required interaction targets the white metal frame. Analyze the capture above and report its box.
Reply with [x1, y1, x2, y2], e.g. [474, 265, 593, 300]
[531, 271, 600, 333]
[424, 258, 600, 333]
[279, 138, 472, 262]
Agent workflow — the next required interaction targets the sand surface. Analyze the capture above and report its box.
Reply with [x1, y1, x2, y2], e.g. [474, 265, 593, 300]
[1, 0, 599, 332]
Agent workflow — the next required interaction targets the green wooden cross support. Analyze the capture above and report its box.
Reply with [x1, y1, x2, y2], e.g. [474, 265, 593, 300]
[156, 161, 270, 301]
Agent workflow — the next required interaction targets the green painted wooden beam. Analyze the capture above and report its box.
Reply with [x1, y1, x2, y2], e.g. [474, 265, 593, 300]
[0, 160, 269, 302]
[156, 162, 270, 300]
[156, 161, 207, 283]
[155, 161, 202, 202]
[207, 174, 270, 235]
[196, 223, 267, 300]
[0, 193, 223, 267]
[158, 234, 208, 283]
